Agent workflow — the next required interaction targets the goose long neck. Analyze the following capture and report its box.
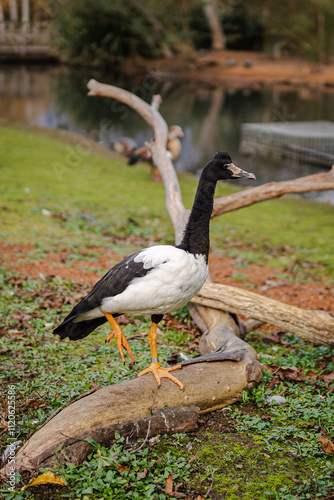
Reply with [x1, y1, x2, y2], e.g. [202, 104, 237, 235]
[177, 174, 217, 261]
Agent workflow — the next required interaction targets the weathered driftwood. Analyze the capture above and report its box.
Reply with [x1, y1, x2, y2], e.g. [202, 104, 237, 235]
[191, 282, 334, 346]
[0, 329, 261, 478]
[239, 319, 264, 338]
[0, 406, 199, 475]
[212, 166, 334, 216]
[187, 301, 240, 335]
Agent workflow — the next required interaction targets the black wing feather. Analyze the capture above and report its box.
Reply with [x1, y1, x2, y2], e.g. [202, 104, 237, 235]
[53, 250, 153, 340]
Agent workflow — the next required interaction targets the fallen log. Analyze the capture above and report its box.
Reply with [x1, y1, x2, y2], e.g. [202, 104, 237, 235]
[0, 328, 261, 479]
[212, 166, 334, 216]
[191, 282, 334, 346]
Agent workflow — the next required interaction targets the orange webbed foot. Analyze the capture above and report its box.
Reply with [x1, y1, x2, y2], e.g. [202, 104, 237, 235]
[103, 313, 135, 364]
[138, 362, 184, 390]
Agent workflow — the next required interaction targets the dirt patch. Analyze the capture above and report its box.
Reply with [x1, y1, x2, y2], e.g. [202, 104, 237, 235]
[1, 242, 122, 286]
[209, 254, 333, 313]
[145, 49, 334, 90]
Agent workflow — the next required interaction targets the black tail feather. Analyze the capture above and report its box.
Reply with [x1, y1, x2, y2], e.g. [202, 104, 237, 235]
[53, 316, 108, 341]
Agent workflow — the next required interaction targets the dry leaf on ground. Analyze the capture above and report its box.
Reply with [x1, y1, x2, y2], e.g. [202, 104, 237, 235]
[117, 464, 129, 473]
[318, 436, 334, 454]
[21, 471, 66, 491]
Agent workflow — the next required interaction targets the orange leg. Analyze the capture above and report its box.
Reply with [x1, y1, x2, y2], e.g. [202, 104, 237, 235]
[102, 312, 135, 364]
[137, 322, 184, 390]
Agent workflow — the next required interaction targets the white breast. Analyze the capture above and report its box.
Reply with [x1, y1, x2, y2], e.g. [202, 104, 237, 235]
[101, 246, 208, 316]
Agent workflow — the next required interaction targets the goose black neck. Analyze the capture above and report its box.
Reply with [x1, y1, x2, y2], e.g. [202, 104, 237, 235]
[177, 170, 217, 262]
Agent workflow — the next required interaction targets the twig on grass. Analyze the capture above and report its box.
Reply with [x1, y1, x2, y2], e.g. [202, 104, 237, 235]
[129, 420, 151, 454]
[204, 469, 215, 498]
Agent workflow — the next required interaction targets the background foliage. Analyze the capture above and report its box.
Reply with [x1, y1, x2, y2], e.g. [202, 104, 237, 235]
[49, 0, 334, 66]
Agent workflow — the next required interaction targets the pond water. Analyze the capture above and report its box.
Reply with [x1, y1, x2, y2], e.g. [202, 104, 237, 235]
[1, 63, 334, 203]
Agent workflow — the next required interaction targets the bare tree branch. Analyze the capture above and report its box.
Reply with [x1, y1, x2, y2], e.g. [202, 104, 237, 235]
[213, 166, 334, 216]
[191, 282, 334, 346]
[87, 79, 188, 242]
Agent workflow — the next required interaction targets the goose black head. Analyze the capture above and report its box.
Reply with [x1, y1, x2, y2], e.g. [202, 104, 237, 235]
[209, 151, 256, 181]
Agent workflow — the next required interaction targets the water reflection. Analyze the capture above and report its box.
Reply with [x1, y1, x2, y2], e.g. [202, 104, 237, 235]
[1, 63, 333, 201]
[0, 64, 57, 125]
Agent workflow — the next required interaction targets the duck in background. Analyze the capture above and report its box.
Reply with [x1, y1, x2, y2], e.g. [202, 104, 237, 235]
[113, 125, 184, 181]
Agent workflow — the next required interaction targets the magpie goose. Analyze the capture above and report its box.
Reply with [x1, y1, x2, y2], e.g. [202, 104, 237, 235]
[53, 152, 255, 389]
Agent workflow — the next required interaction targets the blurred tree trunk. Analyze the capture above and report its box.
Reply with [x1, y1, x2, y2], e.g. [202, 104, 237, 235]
[9, 0, 18, 29]
[127, 0, 173, 58]
[272, 40, 286, 59]
[0, 1, 5, 32]
[317, 11, 325, 63]
[21, 0, 30, 33]
[202, 0, 225, 50]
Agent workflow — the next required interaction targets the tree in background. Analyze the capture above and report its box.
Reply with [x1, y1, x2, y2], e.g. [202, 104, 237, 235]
[52, 0, 199, 66]
[52, 0, 162, 67]
[202, 0, 226, 50]
[249, 0, 334, 62]
[50, 0, 334, 66]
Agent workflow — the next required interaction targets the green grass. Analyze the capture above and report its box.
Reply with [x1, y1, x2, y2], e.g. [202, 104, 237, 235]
[1, 125, 334, 275]
[0, 126, 172, 246]
[0, 126, 333, 499]
[1, 273, 333, 499]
